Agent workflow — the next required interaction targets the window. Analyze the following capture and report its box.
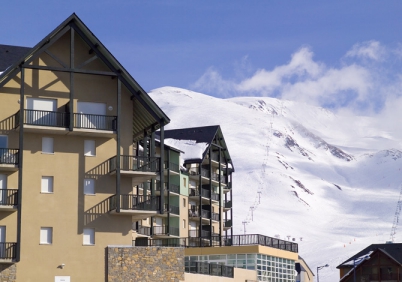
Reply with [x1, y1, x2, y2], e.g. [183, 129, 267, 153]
[84, 179, 95, 195]
[183, 177, 187, 187]
[0, 136, 7, 148]
[42, 137, 54, 154]
[183, 219, 186, 229]
[183, 198, 186, 208]
[83, 228, 95, 245]
[84, 140, 95, 156]
[40, 227, 52, 244]
[41, 176, 53, 193]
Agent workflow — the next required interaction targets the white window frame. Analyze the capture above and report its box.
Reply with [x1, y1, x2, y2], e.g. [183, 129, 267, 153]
[42, 137, 54, 154]
[83, 228, 95, 245]
[84, 140, 96, 157]
[41, 176, 54, 193]
[40, 227, 53, 245]
[84, 179, 95, 195]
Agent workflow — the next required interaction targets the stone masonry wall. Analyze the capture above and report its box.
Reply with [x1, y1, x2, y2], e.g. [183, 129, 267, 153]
[107, 246, 184, 282]
[0, 264, 16, 282]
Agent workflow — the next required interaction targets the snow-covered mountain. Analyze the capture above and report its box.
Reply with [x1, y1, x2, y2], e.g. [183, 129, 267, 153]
[149, 86, 402, 281]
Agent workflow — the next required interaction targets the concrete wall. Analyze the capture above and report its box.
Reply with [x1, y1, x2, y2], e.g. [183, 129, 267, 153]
[107, 246, 185, 282]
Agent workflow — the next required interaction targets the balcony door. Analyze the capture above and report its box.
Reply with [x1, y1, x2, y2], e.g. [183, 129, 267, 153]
[77, 102, 106, 129]
[0, 175, 6, 205]
[0, 136, 9, 165]
[26, 98, 57, 126]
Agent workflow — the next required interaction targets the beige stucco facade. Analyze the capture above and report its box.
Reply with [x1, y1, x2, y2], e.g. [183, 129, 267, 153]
[0, 14, 169, 282]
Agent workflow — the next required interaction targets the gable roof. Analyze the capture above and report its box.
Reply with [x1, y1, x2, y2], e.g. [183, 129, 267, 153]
[0, 45, 31, 71]
[337, 243, 402, 268]
[0, 13, 169, 141]
[160, 125, 234, 170]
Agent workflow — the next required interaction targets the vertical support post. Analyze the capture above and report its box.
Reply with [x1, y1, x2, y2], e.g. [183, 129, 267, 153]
[150, 128, 155, 196]
[209, 145, 212, 246]
[116, 79, 121, 212]
[218, 146, 222, 246]
[69, 27, 74, 131]
[16, 66, 25, 262]
[159, 123, 165, 214]
[143, 135, 149, 198]
[198, 164, 202, 239]
[167, 148, 171, 231]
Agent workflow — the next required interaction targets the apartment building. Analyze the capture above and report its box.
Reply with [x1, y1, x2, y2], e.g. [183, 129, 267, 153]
[132, 125, 234, 245]
[0, 13, 170, 281]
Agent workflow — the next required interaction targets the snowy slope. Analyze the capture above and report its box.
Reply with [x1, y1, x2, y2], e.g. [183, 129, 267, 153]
[149, 86, 402, 281]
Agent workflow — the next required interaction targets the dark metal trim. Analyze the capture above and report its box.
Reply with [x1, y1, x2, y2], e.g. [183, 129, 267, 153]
[44, 50, 68, 69]
[22, 64, 117, 77]
[76, 55, 97, 69]
[159, 125, 165, 214]
[116, 79, 121, 213]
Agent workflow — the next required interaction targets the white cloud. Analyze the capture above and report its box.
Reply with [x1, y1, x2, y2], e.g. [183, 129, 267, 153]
[345, 40, 385, 61]
[191, 42, 402, 113]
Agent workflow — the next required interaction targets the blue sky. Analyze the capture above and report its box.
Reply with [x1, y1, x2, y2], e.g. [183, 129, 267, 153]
[2, 1, 402, 112]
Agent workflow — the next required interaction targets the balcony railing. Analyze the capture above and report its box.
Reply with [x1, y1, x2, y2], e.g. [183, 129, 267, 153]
[109, 194, 160, 211]
[0, 149, 19, 165]
[134, 237, 186, 247]
[224, 219, 232, 228]
[201, 168, 209, 178]
[201, 209, 210, 219]
[164, 204, 180, 215]
[0, 189, 18, 206]
[155, 181, 180, 194]
[224, 200, 232, 209]
[0, 243, 17, 260]
[109, 155, 160, 173]
[18, 109, 69, 128]
[14, 110, 117, 131]
[211, 212, 220, 221]
[164, 161, 180, 173]
[186, 261, 234, 278]
[153, 226, 180, 237]
[73, 113, 117, 131]
[188, 230, 211, 238]
[136, 226, 151, 236]
[188, 208, 199, 218]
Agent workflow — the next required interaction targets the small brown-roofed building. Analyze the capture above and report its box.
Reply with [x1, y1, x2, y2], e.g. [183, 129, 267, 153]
[337, 243, 402, 282]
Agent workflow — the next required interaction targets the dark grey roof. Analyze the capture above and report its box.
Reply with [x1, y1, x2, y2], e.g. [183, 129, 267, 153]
[337, 243, 402, 268]
[158, 125, 234, 170]
[163, 126, 220, 145]
[0, 44, 31, 71]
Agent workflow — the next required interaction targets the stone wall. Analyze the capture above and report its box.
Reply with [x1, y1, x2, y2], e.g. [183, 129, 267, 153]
[0, 264, 16, 282]
[107, 246, 184, 282]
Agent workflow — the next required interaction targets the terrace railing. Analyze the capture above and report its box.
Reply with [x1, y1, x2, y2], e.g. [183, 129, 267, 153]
[0, 149, 19, 165]
[155, 181, 180, 194]
[0, 189, 18, 206]
[21, 109, 69, 128]
[134, 237, 186, 247]
[164, 161, 180, 173]
[164, 204, 180, 215]
[136, 226, 151, 236]
[153, 226, 180, 237]
[109, 155, 160, 173]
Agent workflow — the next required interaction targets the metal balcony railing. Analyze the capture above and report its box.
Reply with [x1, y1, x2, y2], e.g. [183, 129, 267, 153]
[188, 230, 211, 238]
[0, 149, 19, 165]
[186, 261, 234, 278]
[74, 113, 117, 131]
[136, 226, 151, 236]
[224, 219, 232, 228]
[224, 200, 232, 209]
[164, 204, 179, 215]
[0, 243, 17, 260]
[188, 208, 199, 218]
[155, 181, 180, 194]
[109, 155, 160, 173]
[134, 237, 185, 247]
[201, 168, 209, 178]
[109, 194, 160, 211]
[153, 226, 180, 237]
[0, 189, 18, 205]
[211, 212, 220, 221]
[17, 109, 69, 128]
[164, 161, 180, 173]
[201, 209, 210, 219]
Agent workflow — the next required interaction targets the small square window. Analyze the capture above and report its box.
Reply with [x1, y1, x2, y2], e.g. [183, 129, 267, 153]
[84, 140, 96, 156]
[183, 177, 187, 187]
[83, 228, 95, 245]
[183, 198, 186, 208]
[40, 227, 52, 244]
[183, 219, 186, 229]
[42, 137, 54, 154]
[41, 176, 53, 193]
[84, 179, 95, 195]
